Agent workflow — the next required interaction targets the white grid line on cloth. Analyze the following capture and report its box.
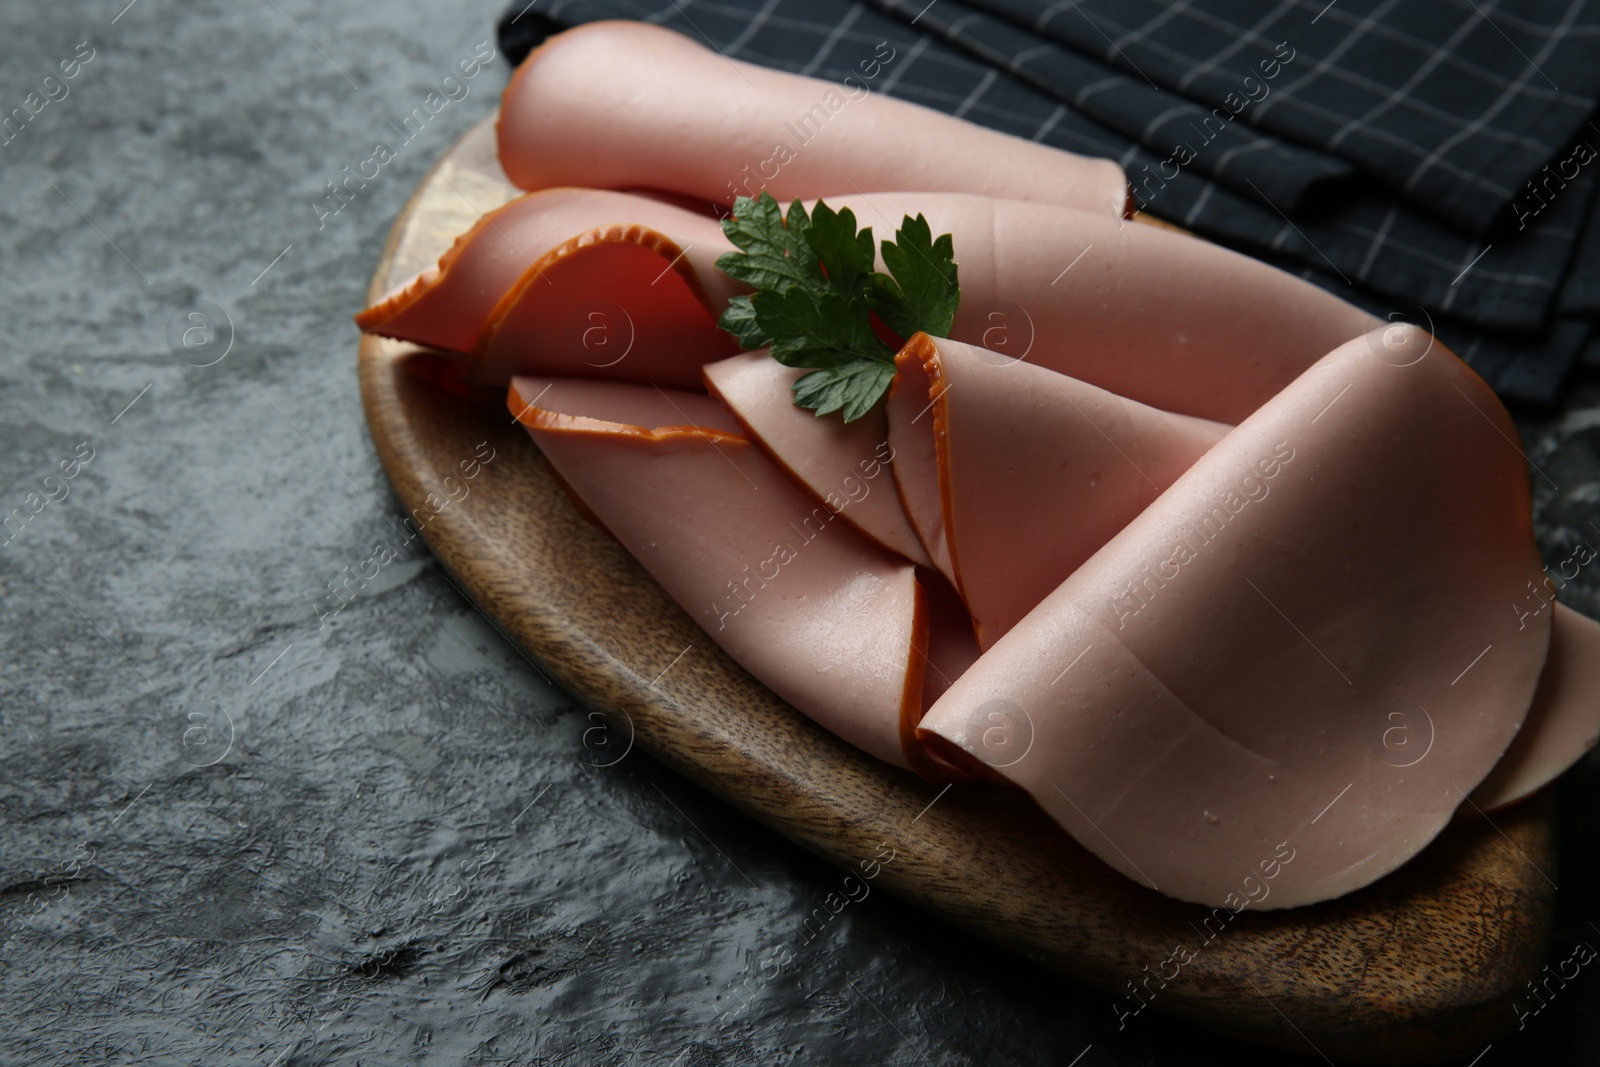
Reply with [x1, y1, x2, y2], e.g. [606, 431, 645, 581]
[1076, 0, 1577, 157]
[797, 0, 865, 73]
[1356, 202, 1400, 276]
[1175, 0, 1299, 94]
[1008, 40, 1056, 68]
[1029, 0, 1161, 87]
[1404, 0, 1587, 195]
[1210, 134, 1277, 173]
[721, 0, 785, 54]
[1327, 217, 1558, 283]
[1246, 176, 1351, 280]
[932, 25, 1575, 286]
[1072, 72, 1125, 105]
[1163, 107, 1319, 172]
[1437, 243, 1485, 312]
[1139, 101, 1200, 142]
[1174, 31, 1556, 155]
[1257, 0, 1403, 114]
[1181, 177, 1217, 226]
[1490, 2, 1600, 30]
[877, 74, 1128, 155]
[1254, 83, 1526, 194]
[1465, 0, 1561, 90]
[678, 0, 917, 49]
[954, 67, 1001, 116]
[1077, 2, 1162, 89]
[1269, 219, 1294, 253]
[948, 10, 986, 35]
[1299, 1, 1574, 93]
[1033, 0, 1073, 32]
[1001, 0, 1595, 115]
[711, 0, 1578, 215]
[1064, 20, 1538, 167]
[1286, 0, 1592, 102]
[1109, 0, 1192, 59]
[906, 0, 1361, 200]
[1031, 101, 1069, 140]
[906, 0, 1365, 187]
[877, 32, 931, 92]
[1325, 2, 1483, 152]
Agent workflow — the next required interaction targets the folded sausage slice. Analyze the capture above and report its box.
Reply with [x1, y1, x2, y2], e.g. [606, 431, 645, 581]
[917, 326, 1551, 908]
[509, 375, 967, 777]
[704, 351, 930, 567]
[498, 21, 1128, 219]
[886, 334, 1227, 648]
[1470, 604, 1600, 811]
[356, 188, 741, 387]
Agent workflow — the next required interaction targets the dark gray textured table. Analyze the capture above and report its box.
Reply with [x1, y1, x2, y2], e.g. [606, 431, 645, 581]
[3, 2, 1600, 1064]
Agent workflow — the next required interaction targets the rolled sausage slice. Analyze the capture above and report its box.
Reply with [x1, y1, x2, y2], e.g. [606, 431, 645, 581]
[357, 188, 741, 387]
[704, 351, 931, 567]
[917, 326, 1551, 908]
[886, 334, 1227, 648]
[509, 375, 967, 778]
[497, 21, 1129, 219]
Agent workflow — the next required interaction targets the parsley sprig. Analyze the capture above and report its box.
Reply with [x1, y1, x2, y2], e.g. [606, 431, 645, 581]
[714, 193, 959, 422]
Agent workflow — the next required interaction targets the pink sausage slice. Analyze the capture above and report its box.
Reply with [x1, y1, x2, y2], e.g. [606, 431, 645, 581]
[497, 21, 1129, 218]
[356, 188, 742, 387]
[704, 351, 931, 566]
[917, 326, 1550, 908]
[821, 193, 1381, 426]
[886, 334, 1227, 648]
[1470, 603, 1600, 811]
[509, 375, 962, 779]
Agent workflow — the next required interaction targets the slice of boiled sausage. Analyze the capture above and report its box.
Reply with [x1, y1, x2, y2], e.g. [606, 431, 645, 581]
[917, 326, 1550, 908]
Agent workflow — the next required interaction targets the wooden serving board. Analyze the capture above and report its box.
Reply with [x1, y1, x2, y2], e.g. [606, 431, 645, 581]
[358, 116, 1557, 1064]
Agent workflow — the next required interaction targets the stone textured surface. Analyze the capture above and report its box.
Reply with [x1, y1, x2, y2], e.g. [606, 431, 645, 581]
[1, 2, 1599, 1064]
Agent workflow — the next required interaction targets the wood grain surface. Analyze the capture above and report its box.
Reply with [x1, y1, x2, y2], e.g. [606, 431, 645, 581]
[357, 116, 1557, 1064]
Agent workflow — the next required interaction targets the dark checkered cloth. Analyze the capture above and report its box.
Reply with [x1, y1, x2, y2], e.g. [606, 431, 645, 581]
[954, 0, 1600, 235]
[865, 0, 1598, 334]
[868, 0, 1356, 213]
[496, 0, 1600, 404]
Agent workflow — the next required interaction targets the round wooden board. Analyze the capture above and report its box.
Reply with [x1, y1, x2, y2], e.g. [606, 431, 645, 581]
[358, 116, 1557, 1064]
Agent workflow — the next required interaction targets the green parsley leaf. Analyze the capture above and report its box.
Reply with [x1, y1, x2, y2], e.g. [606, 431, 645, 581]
[792, 360, 899, 423]
[869, 213, 960, 340]
[717, 295, 768, 350]
[802, 201, 876, 299]
[751, 288, 890, 370]
[714, 192, 960, 422]
[714, 194, 825, 293]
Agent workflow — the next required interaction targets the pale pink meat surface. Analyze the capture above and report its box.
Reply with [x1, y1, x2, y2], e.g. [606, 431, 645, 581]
[1470, 603, 1600, 811]
[884, 362, 953, 585]
[920, 570, 983, 713]
[918, 326, 1551, 908]
[888, 334, 1227, 649]
[497, 22, 1129, 218]
[704, 351, 931, 566]
[823, 193, 1382, 425]
[509, 375, 931, 772]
